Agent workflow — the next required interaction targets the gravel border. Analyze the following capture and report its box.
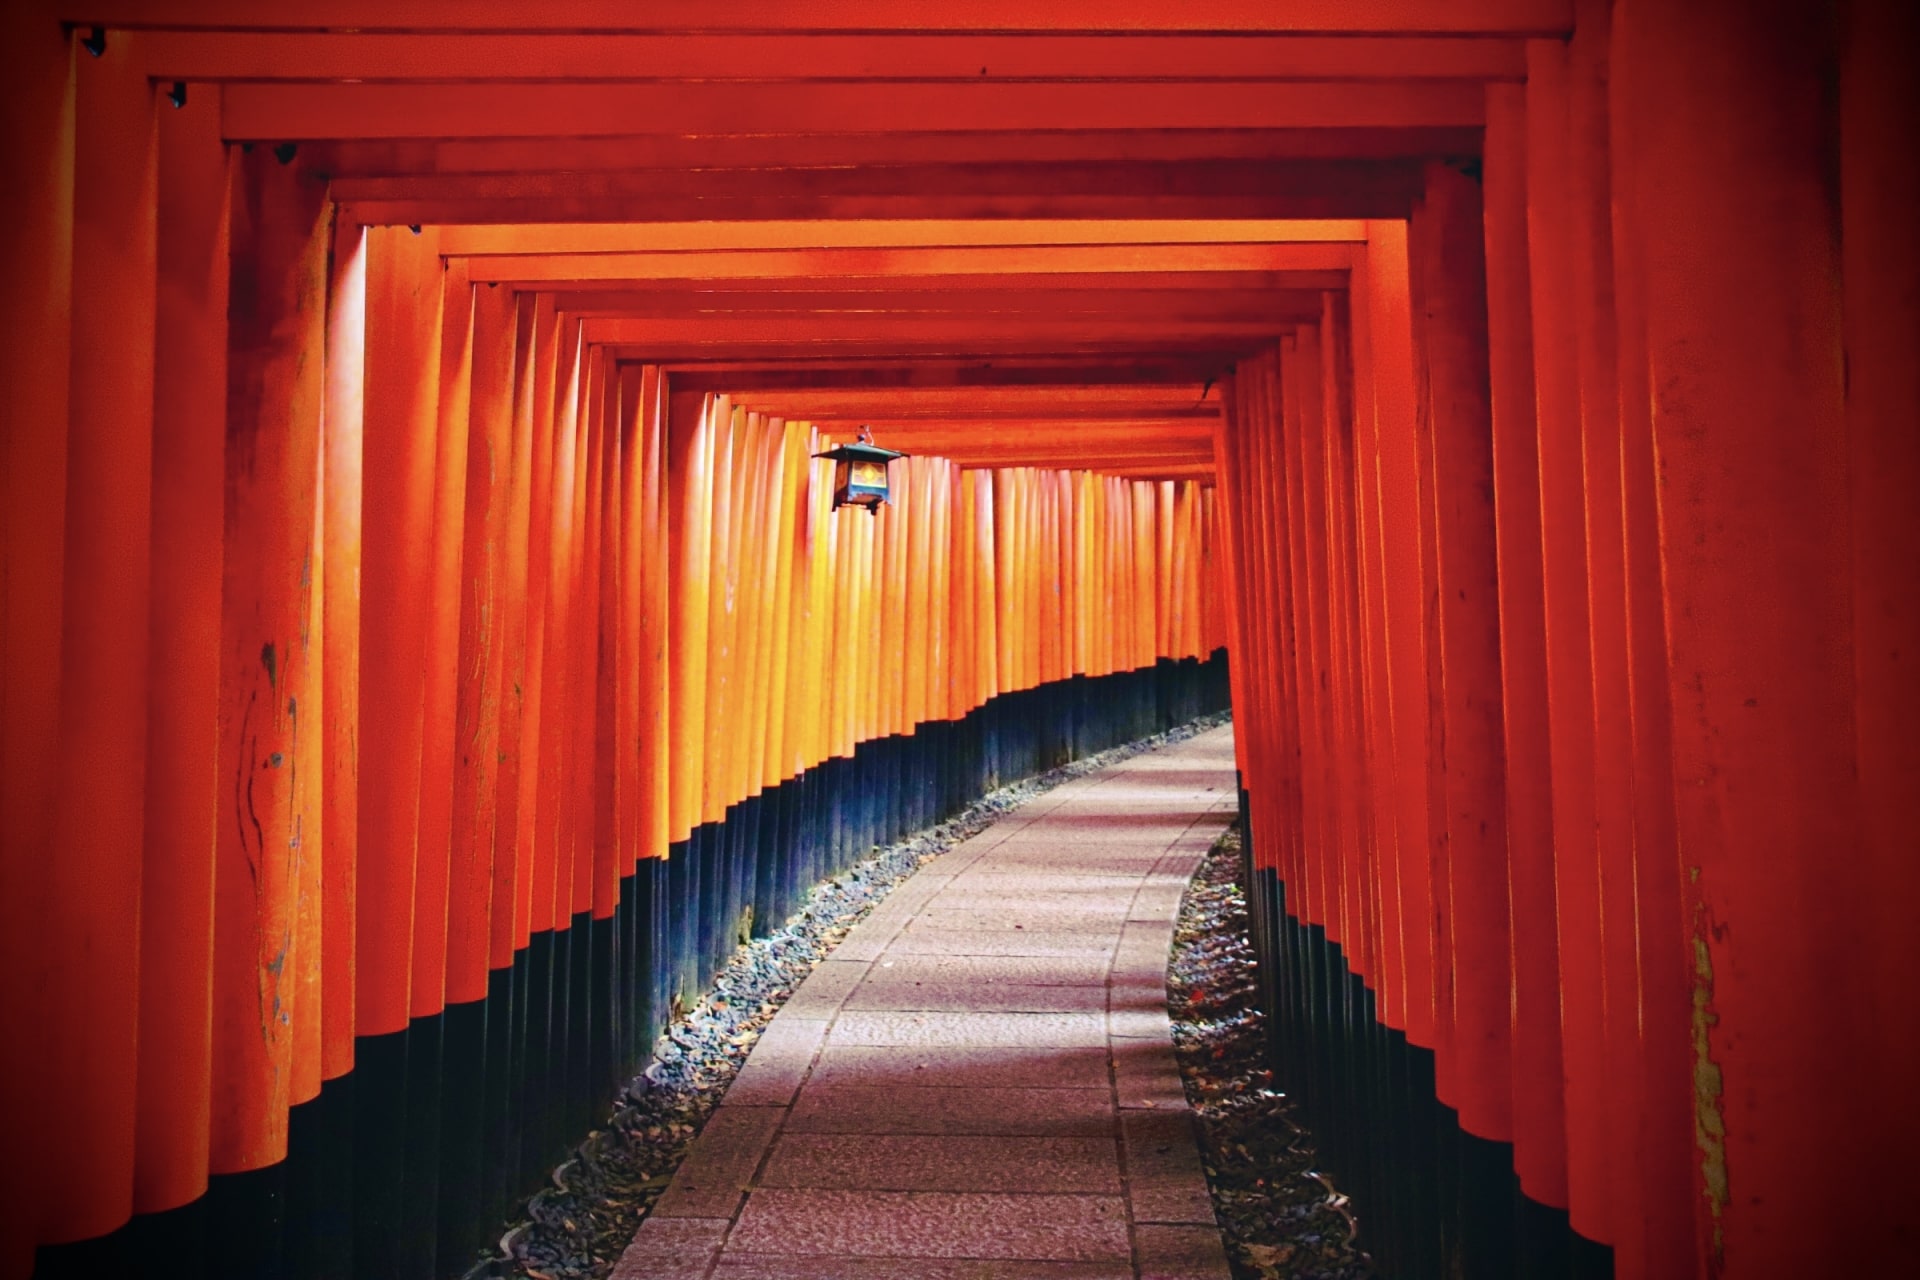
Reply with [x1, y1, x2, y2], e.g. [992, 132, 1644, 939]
[467, 711, 1234, 1280]
[1166, 826, 1376, 1280]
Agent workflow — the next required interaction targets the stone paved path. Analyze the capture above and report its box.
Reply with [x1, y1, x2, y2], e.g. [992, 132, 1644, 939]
[614, 724, 1240, 1280]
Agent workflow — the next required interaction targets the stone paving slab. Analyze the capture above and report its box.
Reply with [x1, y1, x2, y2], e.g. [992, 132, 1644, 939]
[786, 1083, 1117, 1137]
[845, 976, 1109, 1013]
[727, 1189, 1132, 1261]
[825, 1010, 1110, 1049]
[708, 1259, 1133, 1280]
[758, 1134, 1123, 1194]
[885, 927, 1122, 959]
[865, 953, 1115, 987]
[615, 724, 1237, 1279]
[805, 1043, 1115, 1091]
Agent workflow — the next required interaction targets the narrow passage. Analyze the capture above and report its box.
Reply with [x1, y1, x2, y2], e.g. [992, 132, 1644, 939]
[613, 726, 1240, 1279]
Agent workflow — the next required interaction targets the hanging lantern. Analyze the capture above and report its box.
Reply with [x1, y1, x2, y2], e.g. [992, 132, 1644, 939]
[814, 426, 906, 513]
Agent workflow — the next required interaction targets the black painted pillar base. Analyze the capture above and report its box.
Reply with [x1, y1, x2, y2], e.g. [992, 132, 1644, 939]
[1243, 861, 1614, 1280]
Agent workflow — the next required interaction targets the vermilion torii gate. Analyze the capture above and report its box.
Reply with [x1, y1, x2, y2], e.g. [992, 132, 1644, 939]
[0, 3, 1914, 1278]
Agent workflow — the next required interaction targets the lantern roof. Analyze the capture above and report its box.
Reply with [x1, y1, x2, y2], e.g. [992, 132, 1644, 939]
[814, 427, 907, 464]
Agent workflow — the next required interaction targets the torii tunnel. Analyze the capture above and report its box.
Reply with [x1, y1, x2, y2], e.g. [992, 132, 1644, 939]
[1, 3, 1915, 1279]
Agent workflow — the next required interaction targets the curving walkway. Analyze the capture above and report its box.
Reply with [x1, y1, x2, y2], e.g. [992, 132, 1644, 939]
[614, 724, 1240, 1280]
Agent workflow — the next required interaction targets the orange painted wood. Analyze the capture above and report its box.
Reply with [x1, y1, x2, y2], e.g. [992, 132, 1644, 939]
[494, 296, 539, 960]
[636, 367, 671, 863]
[1603, 29, 1691, 1268]
[38, 42, 157, 1239]
[80, 1, 1574, 37]
[412, 263, 474, 1019]
[612, 365, 645, 870]
[1525, 37, 1609, 1238]
[220, 77, 1486, 143]
[1410, 159, 1514, 1141]
[320, 222, 367, 1074]
[448, 281, 515, 1002]
[887, 477, 913, 732]
[521, 303, 571, 933]
[338, 174, 1415, 228]
[1361, 222, 1434, 1044]
[209, 147, 327, 1175]
[290, 395, 327, 1115]
[133, 89, 229, 1217]
[480, 243, 1350, 287]
[1838, 0, 1920, 1259]
[553, 322, 592, 921]
[1562, 7, 1647, 1258]
[1481, 78, 1568, 1206]
[702, 403, 739, 822]
[0, 12, 76, 1262]
[666, 390, 715, 839]
[1400, 216, 1456, 1103]
[1614, 1, 1868, 1270]
[138, 30, 1524, 86]
[1318, 294, 1373, 979]
[1294, 327, 1342, 945]
[769, 424, 807, 781]
[357, 223, 444, 1036]
[586, 351, 620, 919]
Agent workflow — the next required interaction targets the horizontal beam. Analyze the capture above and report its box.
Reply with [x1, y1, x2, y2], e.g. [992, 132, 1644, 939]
[224, 80, 1484, 141]
[941, 445, 1214, 457]
[813, 421, 1219, 440]
[439, 220, 1368, 256]
[726, 387, 1221, 417]
[470, 243, 1352, 284]
[304, 127, 1485, 178]
[72, 1, 1572, 37]
[548, 293, 1330, 326]
[578, 316, 1299, 345]
[599, 338, 1271, 361]
[137, 31, 1525, 82]
[357, 196, 1414, 227]
[930, 452, 1215, 469]
[660, 358, 1236, 390]
[564, 271, 1348, 296]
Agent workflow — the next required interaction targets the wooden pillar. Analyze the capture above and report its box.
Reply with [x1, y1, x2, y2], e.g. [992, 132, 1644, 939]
[515, 299, 561, 934]
[1526, 37, 1612, 1243]
[357, 224, 444, 1039]
[134, 82, 230, 1217]
[1409, 160, 1514, 1143]
[532, 318, 580, 930]
[492, 297, 538, 963]
[637, 368, 671, 863]
[1364, 222, 1437, 1050]
[1603, 11, 1692, 1268]
[1346, 257, 1409, 1024]
[1283, 331, 1332, 944]
[1839, 1, 1920, 1252]
[0, 10, 74, 1262]
[320, 220, 366, 1081]
[1481, 79, 1569, 1208]
[448, 281, 517, 1006]
[37, 29, 157, 1240]
[1612, 1, 1861, 1271]
[614, 366, 645, 875]
[667, 390, 714, 844]
[701, 401, 737, 823]
[412, 262, 474, 1022]
[209, 141, 328, 1176]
